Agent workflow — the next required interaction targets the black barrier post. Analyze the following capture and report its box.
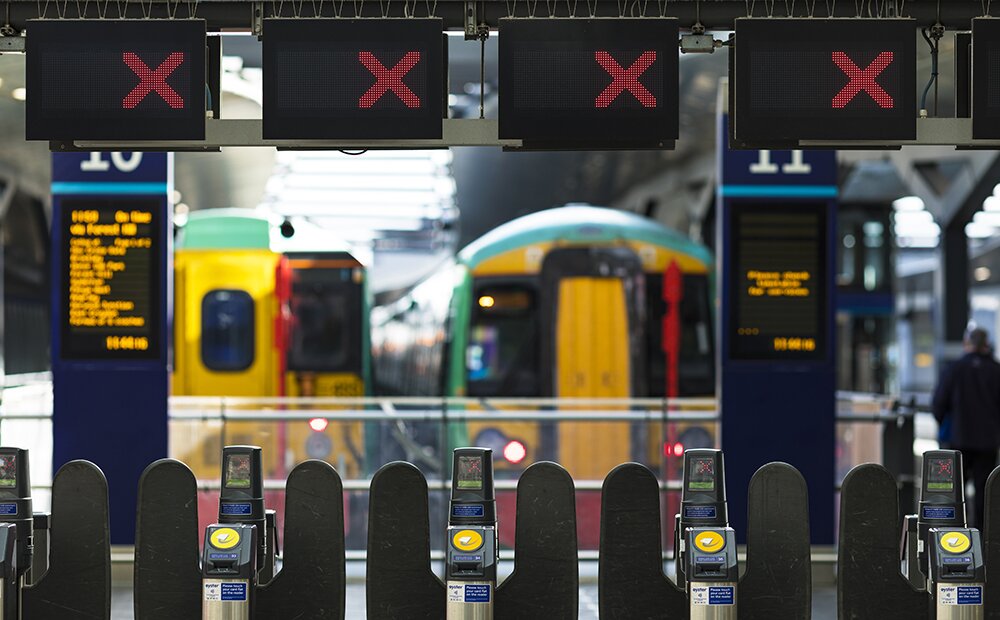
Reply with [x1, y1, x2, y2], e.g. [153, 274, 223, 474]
[22, 460, 111, 620]
[838, 463, 928, 619]
[599, 463, 688, 619]
[495, 461, 578, 619]
[256, 460, 345, 618]
[133, 459, 201, 620]
[983, 466, 1000, 617]
[367, 462, 445, 619]
[740, 462, 811, 620]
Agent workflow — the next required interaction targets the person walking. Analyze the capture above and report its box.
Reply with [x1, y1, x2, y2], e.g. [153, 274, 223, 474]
[933, 327, 1000, 528]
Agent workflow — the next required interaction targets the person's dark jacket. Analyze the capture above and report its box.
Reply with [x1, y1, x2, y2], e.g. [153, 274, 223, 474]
[933, 352, 1000, 451]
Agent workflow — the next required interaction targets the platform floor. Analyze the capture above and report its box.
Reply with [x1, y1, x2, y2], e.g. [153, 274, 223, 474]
[111, 584, 838, 618]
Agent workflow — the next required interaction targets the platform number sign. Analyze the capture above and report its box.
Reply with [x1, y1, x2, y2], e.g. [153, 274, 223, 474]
[499, 19, 679, 148]
[262, 19, 445, 140]
[732, 19, 916, 146]
[25, 20, 206, 141]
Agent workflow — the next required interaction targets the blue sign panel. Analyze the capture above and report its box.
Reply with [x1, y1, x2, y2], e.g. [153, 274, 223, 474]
[683, 505, 717, 519]
[922, 506, 957, 520]
[221, 503, 253, 516]
[718, 113, 837, 544]
[221, 582, 248, 601]
[452, 504, 486, 518]
[51, 151, 171, 545]
[464, 584, 491, 603]
[0, 504, 16, 516]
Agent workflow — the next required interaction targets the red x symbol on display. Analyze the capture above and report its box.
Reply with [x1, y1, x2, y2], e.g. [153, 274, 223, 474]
[122, 52, 185, 110]
[831, 51, 894, 109]
[358, 51, 422, 109]
[595, 50, 657, 109]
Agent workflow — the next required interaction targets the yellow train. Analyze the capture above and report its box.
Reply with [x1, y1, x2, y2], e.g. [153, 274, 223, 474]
[171, 209, 370, 482]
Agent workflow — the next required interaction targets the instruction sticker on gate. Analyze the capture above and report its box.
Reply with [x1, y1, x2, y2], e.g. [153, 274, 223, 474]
[204, 582, 248, 602]
[691, 585, 735, 606]
[448, 583, 491, 603]
[938, 585, 983, 606]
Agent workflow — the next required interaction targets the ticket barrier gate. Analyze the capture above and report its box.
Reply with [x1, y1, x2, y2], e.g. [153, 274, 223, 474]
[19, 459, 111, 619]
[600, 458, 811, 619]
[839, 456, 989, 619]
[134, 448, 345, 620]
[366, 450, 578, 620]
[445, 448, 497, 620]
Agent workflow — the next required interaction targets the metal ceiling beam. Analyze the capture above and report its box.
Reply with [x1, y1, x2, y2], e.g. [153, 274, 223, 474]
[0, 0, 993, 33]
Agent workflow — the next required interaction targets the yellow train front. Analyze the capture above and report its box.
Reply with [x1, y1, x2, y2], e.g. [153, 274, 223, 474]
[372, 205, 716, 547]
[172, 209, 370, 486]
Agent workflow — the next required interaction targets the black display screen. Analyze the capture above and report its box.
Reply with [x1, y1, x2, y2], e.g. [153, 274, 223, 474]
[262, 18, 445, 140]
[0, 456, 16, 489]
[498, 18, 678, 147]
[225, 454, 252, 489]
[687, 457, 715, 491]
[60, 199, 161, 360]
[927, 457, 955, 491]
[25, 19, 206, 140]
[457, 455, 483, 490]
[973, 19, 1000, 139]
[733, 18, 916, 145]
[729, 203, 827, 361]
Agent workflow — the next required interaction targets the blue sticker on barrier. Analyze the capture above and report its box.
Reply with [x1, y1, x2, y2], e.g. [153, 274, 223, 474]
[220, 503, 252, 516]
[0, 504, 17, 516]
[221, 583, 248, 601]
[943, 557, 972, 565]
[684, 506, 718, 519]
[958, 586, 983, 605]
[452, 555, 482, 562]
[209, 553, 240, 561]
[922, 506, 956, 520]
[696, 556, 726, 563]
[465, 584, 490, 603]
[452, 505, 485, 518]
[709, 586, 735, 605]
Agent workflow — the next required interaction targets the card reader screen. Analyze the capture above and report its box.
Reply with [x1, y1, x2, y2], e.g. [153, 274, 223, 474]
[457, 455, 483, 490]
[688, 457, 715, 491]
[927, 457, 954, 491]
[0, 456, 16, 489]
[225, 454, 252, 489]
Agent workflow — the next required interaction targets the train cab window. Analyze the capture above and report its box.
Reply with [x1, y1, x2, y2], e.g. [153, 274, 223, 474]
[201, 290, 255, 371]
[467, 285, 540, 397]
[286, 268, 362, 373]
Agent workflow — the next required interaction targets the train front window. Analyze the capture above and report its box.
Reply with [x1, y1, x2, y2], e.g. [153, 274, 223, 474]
[287, 267, 361, 372]
[201, 290, 255, 371]
[467, 285, 540, 397]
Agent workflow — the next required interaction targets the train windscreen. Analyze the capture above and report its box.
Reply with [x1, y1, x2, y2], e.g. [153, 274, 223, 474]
[466, 283, 540, 397]
[287, 266, 362, 373]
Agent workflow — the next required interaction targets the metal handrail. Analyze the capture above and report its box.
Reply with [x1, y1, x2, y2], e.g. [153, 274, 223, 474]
[192, 478, 684, 492]
[170, 409, 720, 422]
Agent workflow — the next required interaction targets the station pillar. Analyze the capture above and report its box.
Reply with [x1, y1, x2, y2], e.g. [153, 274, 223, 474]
[716, 113, 837, 544]
[50, 152, 171, 544]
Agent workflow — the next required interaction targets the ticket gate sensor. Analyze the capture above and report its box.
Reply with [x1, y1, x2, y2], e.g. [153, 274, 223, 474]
[676, 449, 737, 619]
[202, 446, 265, 620]
[903, 450, 968, 588]
[0, 448, 34, 620]
[927, 529, 984, 619]
[446, 448, 497, 620]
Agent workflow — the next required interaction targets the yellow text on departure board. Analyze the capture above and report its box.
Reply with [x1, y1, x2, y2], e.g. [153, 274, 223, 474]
[773, 337, 817, 352]
[746, 270, 812, 297]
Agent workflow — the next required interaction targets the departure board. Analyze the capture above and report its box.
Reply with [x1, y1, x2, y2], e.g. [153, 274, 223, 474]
[730, 203, 827, 360]
[973, 19, 1000, 139]
[60, 199, 161, 360]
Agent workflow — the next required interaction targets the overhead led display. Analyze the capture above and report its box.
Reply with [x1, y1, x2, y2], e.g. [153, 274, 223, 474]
[25, 19, 206, 141]
[498, 18, 679, 147]
[973, 18, 1000, 139]
[262, 18, 445, 140]
[732, 18, 916, 145]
